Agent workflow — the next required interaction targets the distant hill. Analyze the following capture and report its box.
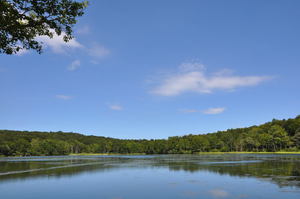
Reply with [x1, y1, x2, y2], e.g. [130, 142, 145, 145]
[1, 115, 300, 156]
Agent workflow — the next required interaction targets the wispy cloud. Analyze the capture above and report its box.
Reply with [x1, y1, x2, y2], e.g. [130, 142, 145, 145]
[180, 107, 226, 114]
[151, 62, 272, 96]
[88, 44, 110, 58]
[68, 60, 81, 71]
[109, 105, 123, 111]
[37, 31, 83, 53]
[76, 25, 91, 35]
[180, 109, 199, 113]
[55, 95, 73, 100]
[18, 29, 111, 66]
[202, 107, 225, 115]
[90, 60, 99, 65]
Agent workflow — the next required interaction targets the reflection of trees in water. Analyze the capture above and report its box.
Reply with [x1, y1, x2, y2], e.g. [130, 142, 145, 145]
[1, 155, 300, 189]
[0, 158, 130, 182]
[155, 158, 300, 188]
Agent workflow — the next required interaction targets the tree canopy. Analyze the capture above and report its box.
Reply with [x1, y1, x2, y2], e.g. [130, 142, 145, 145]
[0, 0, 88, 54]
[1, 115, 300, 156]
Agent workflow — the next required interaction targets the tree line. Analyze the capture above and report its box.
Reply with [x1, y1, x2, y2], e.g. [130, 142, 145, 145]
[1, 115, 300, 156]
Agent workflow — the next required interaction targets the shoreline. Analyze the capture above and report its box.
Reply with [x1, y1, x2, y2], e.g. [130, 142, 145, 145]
[70, 152, 300, 156]
[2, 151, 300, 158]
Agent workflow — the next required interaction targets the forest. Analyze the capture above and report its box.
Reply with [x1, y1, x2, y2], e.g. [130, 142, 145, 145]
[0, 115, 300, 156]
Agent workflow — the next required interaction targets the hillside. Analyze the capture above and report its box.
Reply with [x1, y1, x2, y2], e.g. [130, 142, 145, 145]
[1, 115, 300, 156]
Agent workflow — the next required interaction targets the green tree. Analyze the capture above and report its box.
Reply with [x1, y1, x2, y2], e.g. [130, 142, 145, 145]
[0, 142, 12, 156]
[268, 125, 290, 151]
[14, 138, 30, 155]
[29, 139, 42, 155]
[0, 115, 299, 156]
[293, 129, 300, 149]
[190, 135, 209, 152]
[0, 0, 88, 54]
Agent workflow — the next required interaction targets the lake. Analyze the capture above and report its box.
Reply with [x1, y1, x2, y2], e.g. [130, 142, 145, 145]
[0, 154, 300, 199]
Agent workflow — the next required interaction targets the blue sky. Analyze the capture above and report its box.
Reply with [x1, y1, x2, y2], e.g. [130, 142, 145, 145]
[1, 0, 300, 139]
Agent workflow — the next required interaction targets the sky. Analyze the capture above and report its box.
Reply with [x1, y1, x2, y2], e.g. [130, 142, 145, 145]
[1, 0, 300, 139]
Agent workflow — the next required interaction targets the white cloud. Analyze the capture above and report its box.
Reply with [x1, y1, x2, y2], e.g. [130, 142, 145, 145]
[151, 62, 271, 96]
[37, 31, 83, 53]
[55, 95, 73, 100]
[208, 189, 229, 198]
[15, 29, 111, 62]
[203, 107, 225, 115]
[109, 105, 123, 111]
[179, 62, 205, 72]
[88, 44, 110, 58]
[213, 68, 234, 76]
[180, 107, 226, 114]
[68, 60, 81, 71]
[90, 60, 99, 65]
[180, 109, 199, 113]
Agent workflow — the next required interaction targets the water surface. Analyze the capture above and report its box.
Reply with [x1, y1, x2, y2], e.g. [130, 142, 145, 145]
[1, 154, 300, 199]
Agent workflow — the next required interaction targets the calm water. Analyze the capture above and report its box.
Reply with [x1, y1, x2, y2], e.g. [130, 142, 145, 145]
[1, 154, 300, 199]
